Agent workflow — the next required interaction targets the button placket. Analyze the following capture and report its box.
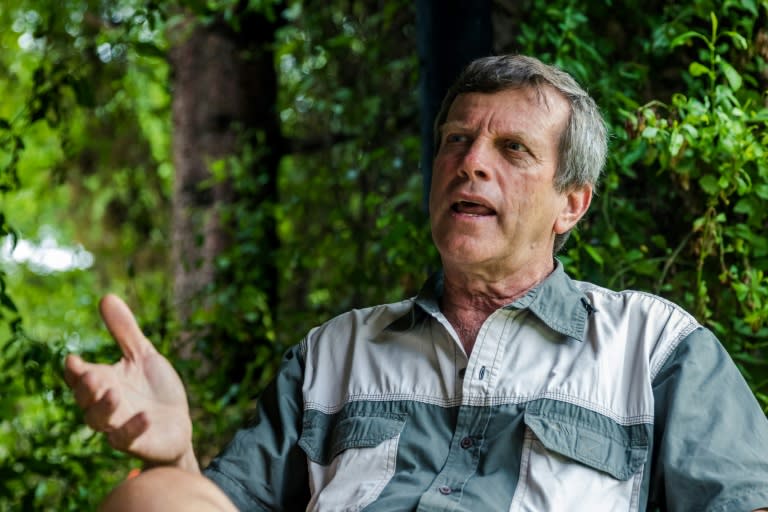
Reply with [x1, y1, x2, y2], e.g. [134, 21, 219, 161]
[416, 309, 516, 512]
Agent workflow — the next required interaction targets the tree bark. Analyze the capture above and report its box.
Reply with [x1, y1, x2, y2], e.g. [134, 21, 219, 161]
[168, 10, 281, 363]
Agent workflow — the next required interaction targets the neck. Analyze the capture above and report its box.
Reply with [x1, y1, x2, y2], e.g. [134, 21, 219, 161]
[440, 260, 556, 355]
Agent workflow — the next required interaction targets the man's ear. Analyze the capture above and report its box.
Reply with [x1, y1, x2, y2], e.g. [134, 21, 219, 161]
[554, 185, 593, 235]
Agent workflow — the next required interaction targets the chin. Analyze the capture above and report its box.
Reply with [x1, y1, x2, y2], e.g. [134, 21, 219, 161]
[439, 243, 495, 267]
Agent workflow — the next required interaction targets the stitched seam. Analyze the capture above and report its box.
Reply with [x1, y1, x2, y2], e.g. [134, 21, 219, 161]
[649, 322, 699, 380]
[305, 393, 653, 424]
[507, 429, 534, 512]
[527, 411, 648, 446]
[629, 460, 644, 512]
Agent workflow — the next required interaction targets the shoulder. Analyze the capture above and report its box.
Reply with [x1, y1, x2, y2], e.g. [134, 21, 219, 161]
[301, 299, 416, 354]
[575, 279, 696, 322]
[572, 279, 702, 373]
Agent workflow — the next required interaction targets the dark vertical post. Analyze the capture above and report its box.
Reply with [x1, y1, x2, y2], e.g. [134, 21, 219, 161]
[416, 0, 493, 209]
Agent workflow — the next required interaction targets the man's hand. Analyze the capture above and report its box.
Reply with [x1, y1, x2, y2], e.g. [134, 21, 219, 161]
[64, 294, 197, 472]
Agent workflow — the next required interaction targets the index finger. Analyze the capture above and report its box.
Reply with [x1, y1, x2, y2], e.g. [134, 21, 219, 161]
[99, 294, 155, 362]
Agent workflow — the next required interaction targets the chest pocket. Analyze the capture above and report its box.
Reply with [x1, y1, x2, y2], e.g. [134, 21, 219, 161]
[299, 413, 406, 512]
[510, 407, 649, 512]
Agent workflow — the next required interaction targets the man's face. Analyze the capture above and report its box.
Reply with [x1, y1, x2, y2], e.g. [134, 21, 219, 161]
[429, 86, 583, 278]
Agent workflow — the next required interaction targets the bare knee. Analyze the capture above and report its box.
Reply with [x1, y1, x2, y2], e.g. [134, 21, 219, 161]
[99, 467, 237, 512]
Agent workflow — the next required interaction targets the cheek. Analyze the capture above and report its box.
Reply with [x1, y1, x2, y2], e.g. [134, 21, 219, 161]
[428, 176, 443, 213]
[498, 175, 531, 208]
[429, 161, 453, 205]
[431, 155, 452, 181]
[513, 174, 548, 201]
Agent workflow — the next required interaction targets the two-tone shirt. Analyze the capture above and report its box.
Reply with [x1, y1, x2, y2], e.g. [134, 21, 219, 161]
[204, 263, 768, 511]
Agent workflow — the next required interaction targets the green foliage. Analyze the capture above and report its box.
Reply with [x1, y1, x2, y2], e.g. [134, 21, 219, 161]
[630, 9, 768, 384]
[513, 0, 768, 409]
[0, 0, 172, 508]
[0, 286, 130, 511]
[272, 0, 431, 338]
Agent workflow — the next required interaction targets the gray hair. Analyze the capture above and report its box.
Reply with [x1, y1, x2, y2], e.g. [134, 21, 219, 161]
[433, 54, 607, 253]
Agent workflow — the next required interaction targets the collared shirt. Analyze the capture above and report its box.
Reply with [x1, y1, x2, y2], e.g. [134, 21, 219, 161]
[204, 262, 768, 511]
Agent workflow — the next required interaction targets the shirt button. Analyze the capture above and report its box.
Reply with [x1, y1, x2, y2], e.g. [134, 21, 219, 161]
[460, 436, 473, 449]
[438, 485, 452, 495]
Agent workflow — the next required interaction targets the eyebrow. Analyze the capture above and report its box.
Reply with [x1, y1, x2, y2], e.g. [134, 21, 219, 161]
[439, 121, 470, 134]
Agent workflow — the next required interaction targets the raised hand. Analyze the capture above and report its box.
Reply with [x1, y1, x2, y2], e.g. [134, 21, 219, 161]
[64, 294, 198, 471]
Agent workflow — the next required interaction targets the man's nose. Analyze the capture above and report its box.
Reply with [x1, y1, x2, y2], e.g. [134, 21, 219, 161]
[458, 140, 491, 181]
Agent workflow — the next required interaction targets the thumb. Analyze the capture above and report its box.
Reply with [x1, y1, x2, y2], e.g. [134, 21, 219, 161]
[99, 294, 155, 362]
[64, 353, 89, 388]
[107, 411, 150, 453]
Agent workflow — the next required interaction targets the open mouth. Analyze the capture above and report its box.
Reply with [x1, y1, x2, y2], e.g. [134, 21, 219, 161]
[451, 200, 496, 216]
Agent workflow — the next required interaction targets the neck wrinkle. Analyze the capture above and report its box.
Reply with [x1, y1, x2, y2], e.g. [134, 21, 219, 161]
[439, 263, 554, 357]
[440, 261, 554, 316]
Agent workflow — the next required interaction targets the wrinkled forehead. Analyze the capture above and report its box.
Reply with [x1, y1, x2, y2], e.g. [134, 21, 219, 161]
[462, 82, 568, 111]
[443, 85, 571, 132]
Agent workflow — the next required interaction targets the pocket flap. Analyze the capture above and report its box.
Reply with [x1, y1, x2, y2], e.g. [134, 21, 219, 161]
[299, 413, 406, 465]
[524, 409, 648, 481]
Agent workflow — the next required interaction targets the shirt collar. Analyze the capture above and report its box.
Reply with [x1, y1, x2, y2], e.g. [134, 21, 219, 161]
[505, 260, 592, 342]
[384, 272, 441, 332]
[390, 260, 593, 342]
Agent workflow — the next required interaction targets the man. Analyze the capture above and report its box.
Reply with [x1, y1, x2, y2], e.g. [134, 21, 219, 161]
[65, 54, 768, 511]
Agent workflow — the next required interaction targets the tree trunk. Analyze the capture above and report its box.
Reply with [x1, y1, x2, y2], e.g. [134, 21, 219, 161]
[168, 10, 281, 365]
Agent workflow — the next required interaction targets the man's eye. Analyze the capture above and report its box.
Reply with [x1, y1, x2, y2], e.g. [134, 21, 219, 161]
[445, 134, 468, 143]
[505, 141, 526, 152]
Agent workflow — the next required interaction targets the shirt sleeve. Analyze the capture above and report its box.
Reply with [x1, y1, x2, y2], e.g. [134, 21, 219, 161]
[650, 327, 768, 512]
[203, 344, 310, 511]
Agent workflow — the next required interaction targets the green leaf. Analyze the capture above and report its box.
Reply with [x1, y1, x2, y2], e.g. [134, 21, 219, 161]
[626, 248, 644, 261]
[641, 126, 659, 138]
[720, 61, 742, 91]
[688, 61, 710, 77]
[670, 30, 707, 48]
[133, 42, 166, 59]
[583, 244, 604, 266]
[733, 352, 768, 365]
[747, 110, 768, 123]
[651, 235, 667, 248]
[699, 175, 719, 194]
[724, 30, 749, 50]
[0, 292, 17, 313]
[681, 123, 698, 138]
[734, 198, 755, 216]
[669, 131, 685, 155]
[738, 0, 758, 16]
